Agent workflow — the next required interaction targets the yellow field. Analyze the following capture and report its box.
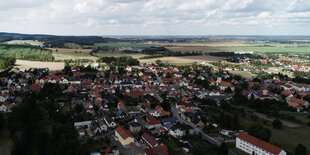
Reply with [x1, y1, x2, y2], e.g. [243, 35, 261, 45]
[6, 40, 43, 46]
[139, 55, 223, 64]
[15, 60, 64, 72]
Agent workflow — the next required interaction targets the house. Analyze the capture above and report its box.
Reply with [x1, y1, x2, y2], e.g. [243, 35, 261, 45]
[141, 132, 158, 148]
[115, 126, 135, 146]
[104, 115, 116, 128]
[146, 114, 161, 129]
[219, 81, 235, 91]
[97, 118, 107, 132]
[129, 122, 141, 134]
[162, 116, 178, 125]
[144, 145, 168, 155]
[168, 125, 185, 137]
[287, 97, 309, 109]
[29, 84, 41, 92]
[236, 132, 286, 155]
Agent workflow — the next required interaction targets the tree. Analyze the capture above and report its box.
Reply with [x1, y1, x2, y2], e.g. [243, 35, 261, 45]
[218, 142, 228, 155]
[272, 119, 283, 129]
[295, 144, 307, 155]
[248, 124, 271, 142]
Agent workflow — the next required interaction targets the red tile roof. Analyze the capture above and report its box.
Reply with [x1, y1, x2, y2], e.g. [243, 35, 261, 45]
[237, 132, 283, 155]
[144, 145, 168, 155]
[289, 97, 307, 105]
[115, 126, 132, 140]
[142, 132, 158, 147]
[146, 114, 161, 125]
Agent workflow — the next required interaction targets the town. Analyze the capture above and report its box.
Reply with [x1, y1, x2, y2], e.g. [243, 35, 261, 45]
[1, 51, 310, 155]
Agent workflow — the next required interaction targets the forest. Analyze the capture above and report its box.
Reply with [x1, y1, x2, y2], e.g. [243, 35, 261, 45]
[0, 57, 16, 70]
[0, 44, 54, 61]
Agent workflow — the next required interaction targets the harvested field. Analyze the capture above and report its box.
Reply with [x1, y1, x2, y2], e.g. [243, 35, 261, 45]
[15, 60, 64, 72]
[139, 55, 223, 64]
[49, 48, 97, 60]
[5, 40, 43, 46]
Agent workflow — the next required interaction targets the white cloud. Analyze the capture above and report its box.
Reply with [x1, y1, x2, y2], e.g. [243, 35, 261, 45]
[0, 0, 309, 35]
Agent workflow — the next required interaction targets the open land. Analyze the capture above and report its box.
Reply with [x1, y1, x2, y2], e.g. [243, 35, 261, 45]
[5, 40, 43, 46]
[15, 60, 64, 72]
[139, 55, 224, 64]
[49, 48, 97, 61]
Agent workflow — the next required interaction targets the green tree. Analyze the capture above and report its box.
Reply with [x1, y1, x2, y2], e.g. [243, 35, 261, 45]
[272, 119, 283, 129]
[295, 144, 307, 155]
[218, 142, 228, 155]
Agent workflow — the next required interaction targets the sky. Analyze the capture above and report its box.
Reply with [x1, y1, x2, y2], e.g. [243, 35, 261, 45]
[0, 0, 310, 36]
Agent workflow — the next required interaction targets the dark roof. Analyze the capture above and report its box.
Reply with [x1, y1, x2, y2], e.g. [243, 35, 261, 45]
[162, 116, 178, 124]
[104, 115, 114, 124]
[129, 122, 141, 127]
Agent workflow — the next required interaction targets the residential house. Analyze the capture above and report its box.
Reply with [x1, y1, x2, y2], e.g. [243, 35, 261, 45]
[141, 132, 158, 148]
[236, 132, 286, 155]
[115, 126, 135, 146]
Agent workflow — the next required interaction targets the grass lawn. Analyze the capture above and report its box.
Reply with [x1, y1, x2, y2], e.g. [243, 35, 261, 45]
[230, 70, 257, 79]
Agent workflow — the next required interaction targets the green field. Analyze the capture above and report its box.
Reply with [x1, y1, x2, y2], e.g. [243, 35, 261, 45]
[95, 42, 154, 48]
[220, 43, 310, 53]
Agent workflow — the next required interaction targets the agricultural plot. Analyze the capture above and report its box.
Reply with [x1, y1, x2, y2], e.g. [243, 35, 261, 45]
[220, 43, 310, 53]
[15, 60, 64, 72]
[95, 42, 154, 48]
[49, 48, 97, 61]
[95, 52, 148, 59]
[166, 46, 222, 53]
[139, 55, 224, 64]
[5, 40, 43, 46]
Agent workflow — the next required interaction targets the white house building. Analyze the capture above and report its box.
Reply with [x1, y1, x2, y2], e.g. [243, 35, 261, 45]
[236, 132, 286, 155]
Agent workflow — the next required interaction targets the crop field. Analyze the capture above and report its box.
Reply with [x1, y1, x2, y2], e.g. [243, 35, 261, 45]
[49, 48, 97, 60]
[95, 42, 154, 48]
[139, 55, 224, 64]
[154, 42, 310, 54]
[5, 40, 43, 46]
[150, 42, 251, 47]
[166, 46, 222, 53]
[15, 60, 64, 72]
[220, 46, 310, 53]
[95, 52, 148, 59]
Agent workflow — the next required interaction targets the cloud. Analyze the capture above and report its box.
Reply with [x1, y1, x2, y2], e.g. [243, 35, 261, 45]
[0, 0, 309, 35]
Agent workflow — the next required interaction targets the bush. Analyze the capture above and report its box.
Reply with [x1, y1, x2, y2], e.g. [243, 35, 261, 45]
[272, 119, 283, 129]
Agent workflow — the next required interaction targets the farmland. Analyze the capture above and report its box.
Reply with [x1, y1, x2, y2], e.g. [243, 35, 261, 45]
[49, 48, 97, 61]
[95, 42, 154, 48]
[5, 40, 43, 46]
[139, 55, 224, 64]
[15, 60, 64, 72]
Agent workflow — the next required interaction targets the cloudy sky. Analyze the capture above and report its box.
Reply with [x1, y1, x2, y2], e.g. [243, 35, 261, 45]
[0, 0, 310, 35]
